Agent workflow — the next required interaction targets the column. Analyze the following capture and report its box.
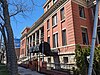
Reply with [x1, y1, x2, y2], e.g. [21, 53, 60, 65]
[35, 32, 37, 45]
[39, 29, 41, 44]
[26, 38, 29, 56]
[32, 34, 33, 46]
[29, 36, 30, 48]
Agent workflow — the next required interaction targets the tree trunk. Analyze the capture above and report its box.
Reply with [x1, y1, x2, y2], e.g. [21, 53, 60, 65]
[2, 0, 18, 75]
[1, 26, 10, 70]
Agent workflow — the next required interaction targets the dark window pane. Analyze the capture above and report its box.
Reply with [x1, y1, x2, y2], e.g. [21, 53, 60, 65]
[48, 58, 51, 63]
[47, 37, 50, 44]
[60, 8, 65, 20]
[62, 30, 67, 46]
[47, 4, 49, 10]
[63, 57, 68, 63]
[79, 5, 85, 18]
[53, 34, 56, 48]
[47, 20, 50, 29]
[82, 28, 88, 45]
[53, 33, 58, 48]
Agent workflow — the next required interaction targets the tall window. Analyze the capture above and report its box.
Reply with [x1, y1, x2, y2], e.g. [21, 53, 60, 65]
[47, 37, 50, 44]
[52, 14, 57, 26]
[62, 29, 67, 46]
[53, 33, 58, 48]
[79, 5, 85, 18]
[60, 8, 65, 20]
[53, 0, 57, 4]
[47, 4, 50, 10]
[47, 19, 50, 29]
[82, 27, 88, 45]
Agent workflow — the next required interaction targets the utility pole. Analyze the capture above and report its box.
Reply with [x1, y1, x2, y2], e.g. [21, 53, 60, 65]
[88, 0, 99, 75]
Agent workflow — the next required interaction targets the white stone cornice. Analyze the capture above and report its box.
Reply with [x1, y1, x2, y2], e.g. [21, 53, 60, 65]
[27, 24, 44, 37]
[43, 0, 51, 8]
[44, 0, 69, 22]
[27, 0, 69, 35]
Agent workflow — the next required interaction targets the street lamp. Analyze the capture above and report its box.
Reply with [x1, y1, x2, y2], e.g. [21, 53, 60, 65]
[87, 56, 96, 75]
[88, 0, 99, 75]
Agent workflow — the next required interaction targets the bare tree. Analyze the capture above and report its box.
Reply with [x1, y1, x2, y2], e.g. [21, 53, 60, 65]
[0, 0, 37, 75]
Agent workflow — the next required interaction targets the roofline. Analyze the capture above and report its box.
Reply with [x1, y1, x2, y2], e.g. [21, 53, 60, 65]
[27, 0, 94, 35]
[43, 0, 51, 8]
[21, 27, 30, 34]
[27, 0, 68, 35]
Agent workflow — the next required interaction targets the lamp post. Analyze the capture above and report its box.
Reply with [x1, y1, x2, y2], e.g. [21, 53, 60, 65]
[87, 56, 96, 75]
[88, 1, 99, 75]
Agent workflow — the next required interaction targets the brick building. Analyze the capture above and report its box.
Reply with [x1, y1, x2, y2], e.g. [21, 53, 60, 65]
[20, 0, 100, 69]
[20, 27, 30, 58]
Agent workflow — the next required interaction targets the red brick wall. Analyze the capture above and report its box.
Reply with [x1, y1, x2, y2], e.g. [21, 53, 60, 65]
[65, 1, 75, 45]
[72, 1, 93, 45]
[44, 0, 100, 53]
[22, 28, 30, 36]
[20, 28, 30, 58]
[20, 37, 27, 57]
[44, 0, 76, 52]
[15, 48, 20, 59]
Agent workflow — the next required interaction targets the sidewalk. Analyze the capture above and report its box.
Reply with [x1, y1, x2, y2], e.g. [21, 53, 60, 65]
[18, 67, 45, 75]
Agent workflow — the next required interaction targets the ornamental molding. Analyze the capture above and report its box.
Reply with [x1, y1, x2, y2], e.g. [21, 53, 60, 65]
[27, 0, 69, 35]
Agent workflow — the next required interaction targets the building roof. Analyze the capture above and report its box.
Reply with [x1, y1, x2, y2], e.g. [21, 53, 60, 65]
[21, 27, 30, 34]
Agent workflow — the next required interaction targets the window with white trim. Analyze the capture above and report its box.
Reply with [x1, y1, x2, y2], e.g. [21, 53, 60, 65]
[53, 33, 58, 48]
[53, 0, 57, 4]
[47, 4, 50, 10]
[62, 29, 67, 46]
[60, 7, 65, 20]
[79, 5, 85, 18]
[81, 27, 89, 45]
[52, 14, 57, 26]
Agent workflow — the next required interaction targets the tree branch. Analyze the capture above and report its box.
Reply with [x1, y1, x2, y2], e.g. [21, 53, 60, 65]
[0, 15, 4, 21]
[10, 10, 21, 17]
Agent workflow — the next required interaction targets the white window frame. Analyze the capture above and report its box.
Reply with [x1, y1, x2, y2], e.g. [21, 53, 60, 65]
[53, 32, 58, 48]
[52, 14, 57, 26]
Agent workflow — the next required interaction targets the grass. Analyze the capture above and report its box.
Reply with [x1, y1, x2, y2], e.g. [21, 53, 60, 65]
[0, 63, 9, 75]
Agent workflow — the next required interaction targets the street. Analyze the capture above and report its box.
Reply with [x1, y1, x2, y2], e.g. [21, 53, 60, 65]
[18, 67, 45, 75]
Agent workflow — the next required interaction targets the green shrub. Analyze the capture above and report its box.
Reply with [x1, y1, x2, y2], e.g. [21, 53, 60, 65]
[75, 45, 100, 75]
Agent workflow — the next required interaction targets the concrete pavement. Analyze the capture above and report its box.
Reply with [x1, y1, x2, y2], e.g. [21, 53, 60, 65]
[18, 67, 45, 75]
